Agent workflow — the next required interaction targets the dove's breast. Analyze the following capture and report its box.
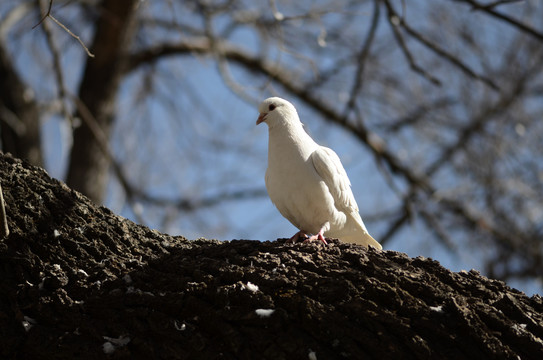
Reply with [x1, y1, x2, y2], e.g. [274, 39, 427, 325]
[265, 128, 342, 234]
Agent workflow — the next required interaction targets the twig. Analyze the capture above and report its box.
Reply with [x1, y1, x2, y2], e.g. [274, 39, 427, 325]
[384, 0, 499, 90]
[0, 183, 8, 238]
[475, 0, 524, 10]
[48, 14, 94, 57]
[32, 0, 53, 29]
[38, 0, 72, 125]
[396, 13, 499, 90]
[72, 93, 263, 223]
[454, 0, 543, 42]
[425, 81, 524, 176]
[419, 209, 456, 251]
[383, 2, 442, 86]
[384, 97, 457, 132]
[33, 0, 94, 57]
[140, 187, 268, 211]
[217, 58, 260, 104]
[379, 208, 409, 245]
[342, 0, 380, 118]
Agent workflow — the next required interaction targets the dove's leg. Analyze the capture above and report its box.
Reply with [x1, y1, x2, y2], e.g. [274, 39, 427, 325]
[304, 228, 328, 245]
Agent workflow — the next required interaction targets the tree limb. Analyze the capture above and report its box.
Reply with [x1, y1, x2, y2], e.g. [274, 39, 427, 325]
[38, 0, 72, 126]
[33, 0, 94, 57]
[383, 3, 442, 86]
[454, 0, 543, 42]
[0, 183, 8, 238]
[384, 0, 499, 90]
[342, 0, 381, 118]
[72, 93, 266, 222]
[66, 0, 138, 204]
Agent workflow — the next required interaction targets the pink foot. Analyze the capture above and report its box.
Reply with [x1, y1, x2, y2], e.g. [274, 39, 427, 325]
[303, 230, 328, 245]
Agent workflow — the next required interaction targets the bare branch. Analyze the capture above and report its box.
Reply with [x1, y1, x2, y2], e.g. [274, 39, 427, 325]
[454, 0, 543, 41]
[379, 207, 411, 245]
[32, 0, 53, 29]
[425, 77, 527, 176]
[0, 183, 8, 238]
[384, 97, 457, 132]
[33, 0, 94, 57]
[384, 3, 442, 86]
[72, 93, 266, 222]
[38, 0, 72, 125]
[139, 188, 268, 212]
[475, 0, 524, 10]
[384, 0, 499, 90]
[0, 2, 34, 40]
[48, 14, 94, 58]
[419, 209, 456, 251]
[0, 105, 26, 136]
[342, 0, 381, 117]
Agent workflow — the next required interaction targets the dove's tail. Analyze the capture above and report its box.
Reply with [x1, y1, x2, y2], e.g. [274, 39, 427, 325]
[341, 231, 383, 250]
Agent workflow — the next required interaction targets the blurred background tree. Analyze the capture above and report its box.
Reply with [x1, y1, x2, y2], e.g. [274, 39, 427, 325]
[0, 0, 541, 293]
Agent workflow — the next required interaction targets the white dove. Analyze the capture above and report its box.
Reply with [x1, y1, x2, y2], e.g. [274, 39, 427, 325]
[257, 97, 382, 249]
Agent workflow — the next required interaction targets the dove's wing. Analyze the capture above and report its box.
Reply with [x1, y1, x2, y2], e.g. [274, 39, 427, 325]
[311, 146, 379, 247]
[311, 146, 359, 214]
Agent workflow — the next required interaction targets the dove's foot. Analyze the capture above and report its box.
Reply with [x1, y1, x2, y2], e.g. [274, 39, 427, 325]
[287, 230, 328, 245]
[287, 231, 308, 243]
[303, 230, 328, 245]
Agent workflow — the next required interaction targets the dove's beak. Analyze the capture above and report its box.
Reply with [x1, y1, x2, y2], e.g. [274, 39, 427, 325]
[256, 113, 266, 125]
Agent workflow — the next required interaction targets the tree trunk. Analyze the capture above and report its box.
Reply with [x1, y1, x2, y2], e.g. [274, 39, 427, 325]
[1, 152, 542, 359]
[66, 0, 138, 204]
[0, 45, 42, 167]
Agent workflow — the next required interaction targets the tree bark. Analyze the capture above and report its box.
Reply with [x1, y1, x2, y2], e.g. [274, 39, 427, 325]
[0, 45, 42, 167]
[1, 152, 542, 359]
[66, 0, 138, 204]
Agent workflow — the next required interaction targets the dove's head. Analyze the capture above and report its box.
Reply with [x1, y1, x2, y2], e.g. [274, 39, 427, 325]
[257, 97, 299, 128]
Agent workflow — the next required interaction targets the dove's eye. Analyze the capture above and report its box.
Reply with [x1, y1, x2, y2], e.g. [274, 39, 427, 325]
[269, 104, 276, 111]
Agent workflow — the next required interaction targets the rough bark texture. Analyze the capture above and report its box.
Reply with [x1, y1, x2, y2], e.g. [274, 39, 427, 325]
[0, 152, 542, 359]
